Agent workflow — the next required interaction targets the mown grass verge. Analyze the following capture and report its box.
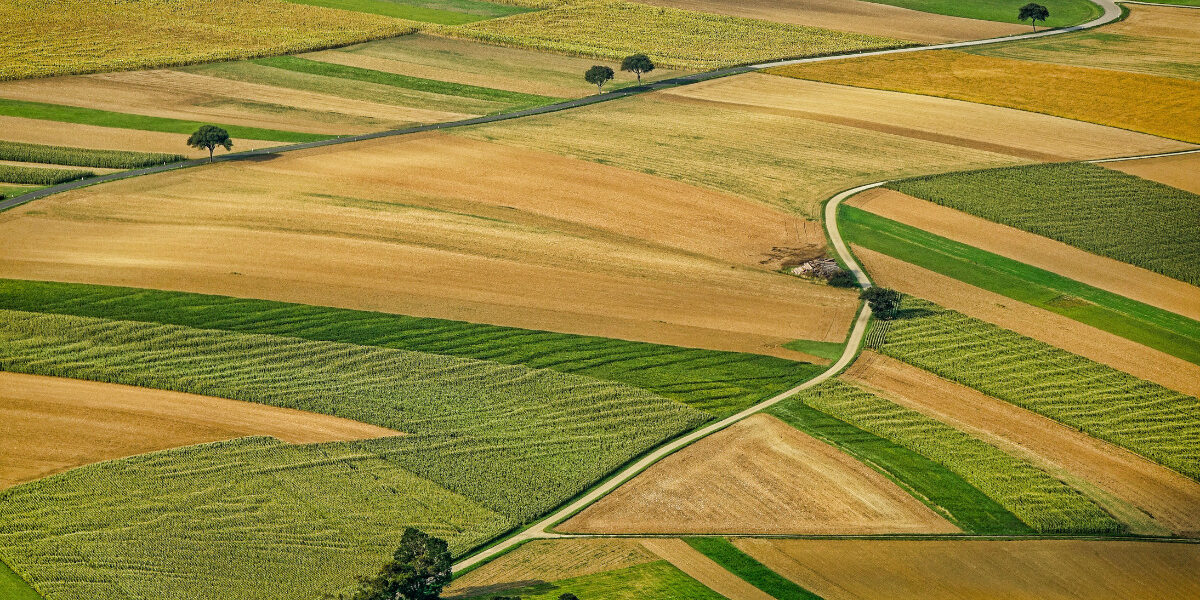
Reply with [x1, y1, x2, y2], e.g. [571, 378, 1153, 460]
[794, 380, 1123, 533]
[880, 296, 1200, 481]
[284, 0, 535, 24]
[839, 204, 1200, 365]
[0, 141, 184, 169]
[0, 558, 41, 600]
[887, 162, 1200, 286]
[0, 99, 329, 143]
[685, 538, 821, 599]
[0, 279, 820, 418]
[0, 165, 93, 185]
[767, 394, 1031, 534]
[456, 561, 725, 600]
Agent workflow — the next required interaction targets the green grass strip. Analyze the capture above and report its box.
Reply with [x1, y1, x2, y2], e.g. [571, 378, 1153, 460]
[0, 558, 42, 600]
[684, 538, 821, 600]
[0, 98, 330, 143]
[859, 0, 1100, 27]
[283, 0, 533, 25]
[840, 204, 1200, 365]
[459, 561, 727, 600]
[783, 339, 844, 361]
[0, 164, 93, 185]
[252, 55, 559, 107]
[0, 140, 183, 169]
[767, 394, 1031, 535]
[0, 279, 822, 418]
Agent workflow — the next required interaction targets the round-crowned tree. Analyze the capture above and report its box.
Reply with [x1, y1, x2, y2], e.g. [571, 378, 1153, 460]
[620, 53, 655, 83]
[585, 65, 615, 94]
[186, 125, 233, 163]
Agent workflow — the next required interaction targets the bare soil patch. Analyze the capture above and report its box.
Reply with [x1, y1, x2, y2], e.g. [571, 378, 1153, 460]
[0, 133, 856, 357]
[557, 413, 957, 534]
[736, 538, 1200, 600]
[849, 187, 1200, 320]
[444, 538, 656, 598]
[845, 352, 1200, 536]
[633, 0, 1023, 43]
[0, 372, 399, 489]
[1103, 152, 1200, 195]
[855, 246, 1200, 396]
[0, 115, 280, 158]
[639, 538, 774, 600]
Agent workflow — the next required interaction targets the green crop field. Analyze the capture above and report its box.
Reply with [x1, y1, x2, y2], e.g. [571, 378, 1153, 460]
[768, 391, 1031, 534]
[0, 559, 40, 600]
[0, 98, 328, 143]
[796, 380, 1122, 533]
[879, 297, 1200, 481]
[284, 0, 534, 24]
[839, 205, 1200, 365]
[458, 560, 726, 600]
[0, 165, 93, 185]
[0, 437, 510, 600]
[861, 0, 1101, 27]
[888, 163, 1200, 286]
[0, 279, 820, 417]
[685, 538, 821, 599]
[0, 141, 184, 169]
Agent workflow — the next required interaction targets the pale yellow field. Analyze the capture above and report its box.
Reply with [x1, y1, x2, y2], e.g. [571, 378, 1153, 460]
[0, 115, 281, 158]
[0, 372, 399, 489]
[0, 133, 858, 357]
[736, 539, 1200, 599]
[558, 414, 957, 535]
[1103, 152, 1200, 195]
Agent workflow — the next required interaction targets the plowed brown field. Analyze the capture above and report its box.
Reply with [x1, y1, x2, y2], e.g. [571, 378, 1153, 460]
[848, 187, 1200, 320]
[1103, 152, 1200, 195]
[629, 0, 1023, 43]
[736, 539, 1200, 600]
[557, 413, 957, 534]
[855, 246, 1200, 397]
[639, 539, 774, 600]
[845, 352, 1200, 536]
[444, 538, 658, 598]
[0, 133, 857, 357]
[0, 372, 399, 489]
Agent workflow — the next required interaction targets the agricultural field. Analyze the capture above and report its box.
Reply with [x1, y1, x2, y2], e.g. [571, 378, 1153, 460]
[766, 49, 1200, 143]
[971, 4, 1200, 80]
[446, 539, 660, 598]
[866, 0, 1100, 27]
[284, 0, 536, 24]
[1103, 151, 1200, 195]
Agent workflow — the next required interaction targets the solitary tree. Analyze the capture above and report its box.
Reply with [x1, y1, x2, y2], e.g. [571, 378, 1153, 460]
[584, 65, 615, 94]
[186, 125, 233, 163]
[860, 287, 901, 320]
[1018, 3, 1050, 31]
[344, 528, 452, 600]
[620, 54, 655, 84]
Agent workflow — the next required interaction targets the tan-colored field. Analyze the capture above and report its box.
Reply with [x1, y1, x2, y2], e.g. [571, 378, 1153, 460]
[766, 50, 1200, 144]
[0, 372, 399, 489]
[445, 539, 658, 598]
[972, 5, 1200, 80]
[0, 133, 858, 357]
[735, 538, 1200, 600]
[557, 413, 957, 535]
[855, 246, 1200, 397]
[0, 70, 468, 136]
[0, 115, 280, 158]
[849, 187, 1200, 321]
[1103, 152, 1200, 195]
[845, 352, 1200, 536]
[633, 0, 1023, 43]
[639, 539, 774, 600]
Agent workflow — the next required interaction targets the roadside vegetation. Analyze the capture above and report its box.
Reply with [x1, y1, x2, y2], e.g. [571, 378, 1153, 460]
[879, 297, 1200, 481]
[0, 141, 183, 168]
[887, 162, 1200, 286]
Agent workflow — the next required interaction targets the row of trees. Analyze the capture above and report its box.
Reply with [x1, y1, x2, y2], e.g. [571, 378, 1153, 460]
[585, 53, 655, 94]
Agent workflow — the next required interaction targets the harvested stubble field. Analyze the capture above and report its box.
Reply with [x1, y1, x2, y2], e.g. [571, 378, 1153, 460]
[0, 0, 416, 81]
[971, 4, 1200, 81]
[558, 413, 958, 535]
[456, 560, 726, 600]
[446, 539, 659, 598]
[879, 297, 1200, 481]
[0, 279, 824, 418]
[848, 187, 1200, 322]
[0, 115, 281, 158]
[627, 0, 1024, 43]
[0, 371, 399, 490]
[734, 539, 1200, 600]
[766, 50, 1200, 144]
[1103, 151, 1200, 195]
[854, 246, 1200, 397]
[683, 537, 820, 600]
[441, 0, 907, 69]
[845, 352, 1200, 536]
[791, 380, 1121, 533]
[0, 133, 858, 357]
[637, 538, 775, 600]
[888, 162, 1200, 286]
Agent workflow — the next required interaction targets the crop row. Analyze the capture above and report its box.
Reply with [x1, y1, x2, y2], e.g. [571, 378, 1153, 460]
[888, 162, 1200, 286]
[0, 141, 184, 169]
[0, 164, 93, 185]
[879, 297, 1200, 480]
[796, 380, 1122, 533]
